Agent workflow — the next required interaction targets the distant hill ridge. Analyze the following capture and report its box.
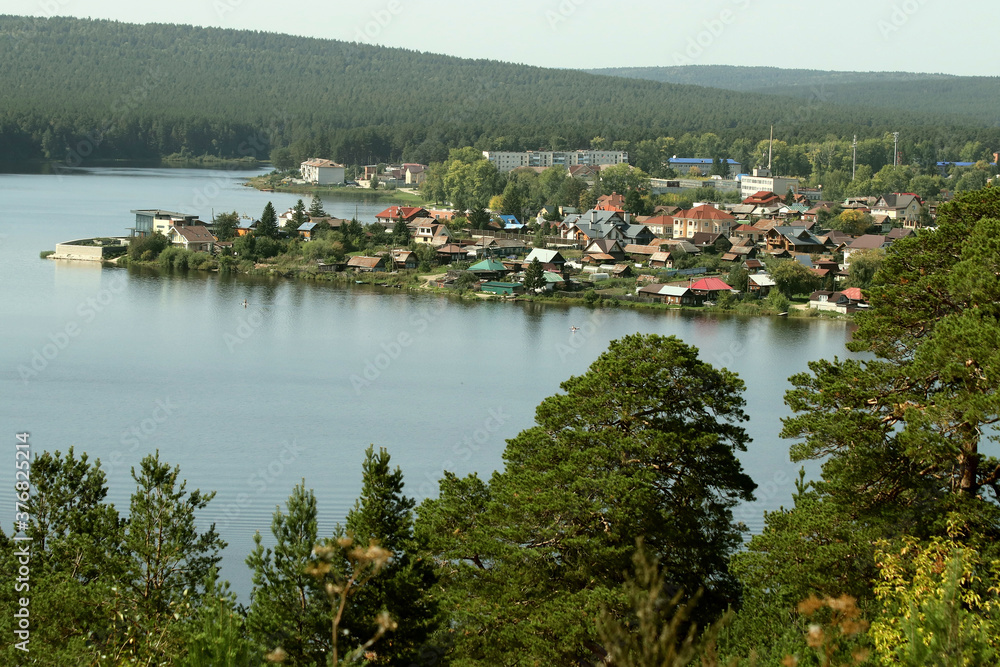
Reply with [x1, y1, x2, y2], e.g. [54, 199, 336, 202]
[586, 65, 1000, 126]
[0, 16, 996, 165]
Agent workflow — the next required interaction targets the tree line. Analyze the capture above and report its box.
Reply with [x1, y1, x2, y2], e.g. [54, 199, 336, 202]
[2, 17, 999, 171]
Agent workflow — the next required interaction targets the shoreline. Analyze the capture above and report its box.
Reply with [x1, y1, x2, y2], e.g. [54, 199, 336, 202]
[55, 253, 850, 321]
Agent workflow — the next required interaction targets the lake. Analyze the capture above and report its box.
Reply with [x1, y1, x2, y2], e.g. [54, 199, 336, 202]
[1, 165, 855, 598]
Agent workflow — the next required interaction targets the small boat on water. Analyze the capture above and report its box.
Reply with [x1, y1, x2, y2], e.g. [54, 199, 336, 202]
[570, 326, 580, 332]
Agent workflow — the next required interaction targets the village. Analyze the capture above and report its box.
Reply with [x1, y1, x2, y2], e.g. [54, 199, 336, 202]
[48, 148, 980, 316]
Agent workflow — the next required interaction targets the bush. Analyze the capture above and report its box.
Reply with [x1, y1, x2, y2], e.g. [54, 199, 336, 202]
[128, 232, 169, 260]
[765, 289, 791, 313]
[40, 250, 55, 259]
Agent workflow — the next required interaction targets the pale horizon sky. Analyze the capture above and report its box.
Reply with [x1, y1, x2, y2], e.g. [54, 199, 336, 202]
[3, 0, 998, 77]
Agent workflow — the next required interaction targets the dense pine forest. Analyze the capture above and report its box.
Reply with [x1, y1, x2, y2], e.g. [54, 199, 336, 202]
[588, 65, 1000, 126]
[1, 16, 999, 168]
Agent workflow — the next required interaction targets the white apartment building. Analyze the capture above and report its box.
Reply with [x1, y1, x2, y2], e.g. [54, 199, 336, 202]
[300, 158, 346, 185]
[482, 150, 629, 172]
[739, 168, 799, 200]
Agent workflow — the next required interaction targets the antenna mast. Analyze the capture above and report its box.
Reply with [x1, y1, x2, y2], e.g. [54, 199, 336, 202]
[852, 135, 857, 180]
[893, 131, 900, 167]
[768, 125, 773, 171]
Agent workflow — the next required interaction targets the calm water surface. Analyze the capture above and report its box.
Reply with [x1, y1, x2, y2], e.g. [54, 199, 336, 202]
[1, 166, 856, 598]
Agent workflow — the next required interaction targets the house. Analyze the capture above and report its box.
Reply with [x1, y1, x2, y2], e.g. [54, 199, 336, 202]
[731, 223, 765, 244]
[843, 234, 892, 268]
[392, 250, 417, 270]
[643, 214, 674, 238]
[624, 224, 656, 246]
[297, 222, 319, 240]
[524, 248, 566, 273]
[743, 191, 784, 207]
[649, 251, 676, 269]
[300, 158, 345, 185]
[747, 273, 776, 296]
[672, 205, 736, 239]
[347, 255, 388, 272]
[542, 271, 568, 290]
[469, 258, 509, 279]
[130, 209, 200, 237]
[637, 283, 697, 306]
[375, 206, 430, 225]
[809, 288, 867, 313]
[468, 237, 528, 258]
[690, 232, 731, 253]
[595, 192, 626, 212]
[480, 281, 525, 296]
[584, 239, 627, 262]
[561, 209, 629, 242]
[497, 214, 523, 230]
[765, 226, 826, 254]
[235, 219, 257, 237]
[414, 223, 452, 245]
[689, 277, 734, 299]
[742, 259, 764, 271]
[403, 164, 428, 186]
[436, 244, 468, 263]
[167, 224, 215, 252]
[623, 244, 660, 261]
[871, 193, 922, 225]
[721, 243, 758, 262]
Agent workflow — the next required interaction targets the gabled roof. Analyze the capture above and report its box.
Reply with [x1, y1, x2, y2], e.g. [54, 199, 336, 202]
[840, 287, 865, 301]
[525, 248, 565, 264]
[639, 283, 691, 297]
[848, 234, 891, 250]
[675, 204, 735, 221]
[689, 277, 733, 292]
[297, 222, 318, 231]
[172, 225, 215, 243]
[347, 255, 385, 268]
[749, 274, 776, 287]
[874, 193, 922, 209]
[469, 258, 507, 272]
[771, 226, 824, 246]
[585, 239, 623, 253]
[375, 206, 427, 220]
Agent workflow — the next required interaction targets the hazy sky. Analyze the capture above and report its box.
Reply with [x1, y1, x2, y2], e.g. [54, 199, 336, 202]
[3, 0, 998, 76]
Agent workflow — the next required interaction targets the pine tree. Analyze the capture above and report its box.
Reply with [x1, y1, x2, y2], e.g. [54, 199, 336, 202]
[307, 194, 326, 218]
[523, 257, 545, 290]
[245, 481, 330, 665]
[285, 199, 307, 236]
[341, 446, 439, 665]
[256, 201, 279, 238]
[392, 214, 410, 245]
[121, 452, 227, 662]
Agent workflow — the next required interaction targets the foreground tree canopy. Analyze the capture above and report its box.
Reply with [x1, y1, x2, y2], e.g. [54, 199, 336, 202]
[726, 186, 1000, 665]
[416, 333, 756, 663]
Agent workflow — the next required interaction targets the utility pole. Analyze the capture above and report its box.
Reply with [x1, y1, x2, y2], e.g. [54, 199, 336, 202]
[893, 132, 900, 167]
[768, 125, 773, 171]
[852, 135, 857, 180]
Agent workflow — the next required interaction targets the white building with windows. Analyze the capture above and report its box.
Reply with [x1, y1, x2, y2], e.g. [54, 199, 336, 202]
[739, 168, 799, 200]
[482, 150, 628, 172]
[300, 158, 346, 185]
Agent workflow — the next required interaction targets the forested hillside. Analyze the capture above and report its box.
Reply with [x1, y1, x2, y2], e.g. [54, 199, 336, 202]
[589, 65, 1000, 126]
[0, 16, 996, 167]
